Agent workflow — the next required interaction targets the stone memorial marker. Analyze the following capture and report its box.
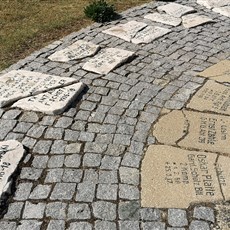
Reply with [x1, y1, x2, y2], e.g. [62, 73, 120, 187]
[0, 70, 77, 107]
[153, 110, 230, 155]
[0, 140, 25, 197]
[141, 145, 230, 208]
[48, 40, 100, 62]
[83, 48, 135, 75]
[157, 3, 196, 18]
[213, 6, 230, 17]
[187, 81, 230, 115]
[182, 14, 213, 28]
[198, 60, 230, 83]
[144, 13, 182, 26]
[197, 0, 230, 9]
[13, 83, 85, 115]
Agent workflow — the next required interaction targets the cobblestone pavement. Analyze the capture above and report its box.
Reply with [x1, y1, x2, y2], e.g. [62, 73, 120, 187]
[0, 0, 230, 229]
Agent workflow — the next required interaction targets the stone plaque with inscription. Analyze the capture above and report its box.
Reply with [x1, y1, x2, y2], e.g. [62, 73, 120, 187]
[153, 110, 230, 155]
[197, 0, 230, 9]
[144, 13, 182, 26]
[187, 81, 230, 115]
[0, 70, 77, 107]
[157, 3, 195, 17]
[0, 140, 25, 197]
[142, 145, 230, 208]
[13, 83, 85, 115]
[182, 14, 213, 28]
[213, 6, 230, 18]
[83, 48, 135, 75]
[48, 40, 100, 62]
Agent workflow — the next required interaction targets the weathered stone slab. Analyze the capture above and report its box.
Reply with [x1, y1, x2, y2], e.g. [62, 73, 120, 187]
[187, 81, 230, 115]
[182, 14, 213, 28]
[103, 21, 147, 42]
[0, 140, 25, 197]
[83, 48, 135, 75]
[198, 60, 230, 83]
[13, 83, 85, 115]
[141, 145, 230, 208]
[213, 6, 230, 17]
[157, 3, 195, 17]
[0, 70, 77, 107]
[197, 0, 230, 9]
[48, 40, 100, 62]
[144, 13, 182, 26]
[153, 110, 230, 155]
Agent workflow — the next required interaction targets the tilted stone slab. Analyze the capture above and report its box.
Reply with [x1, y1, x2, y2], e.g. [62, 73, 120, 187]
[48, 40, 100, 62]
[187, 81, 230, 115]
[213, 6, 230, 17]
[197, 0, 230, 9]
[153, 110, 230, 155]
[157, 3, 196, 17]
[0, 140, 25, 197]
[142, 145, 230, 208]
[182, 14, 214, 28]
[83, 48, 135, 75]
[0, 70, 77, 107]
[13, 83, 85, 115]
[144, 13, 182, 26]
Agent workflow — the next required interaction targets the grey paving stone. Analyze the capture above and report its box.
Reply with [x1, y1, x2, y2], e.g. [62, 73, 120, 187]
[64, 129, 79, 141]
[45, 127, 64, 139]
[119, 201, 140, 220]
[22, 136, 37, 148]
[27, 125, 46, 138]
[68, 203, 91, 220]
[83, 153, 102, 167]
[97, 184, 118, 200]
[40, 116, 56, 126]
[101, 156, 121, 170]
[64, 154, 81, 167]
[193, 206, 215, 223]
[45, 168, 64, 183]
[23, 202, 46, 219]
[113, 134, 132, 146]
[140, 208, 161, 221]
[84, 142, 107, 154]
[95, 220, 117, 230]
[75, 110, 91, 120]
[47, 220, 65, 230]
[168, 209, 188, 227]
[119, 221, 140, 230]
[98, 170, 118, 184]
[76, 181, 96, 202]
[20, 112, 39, 123]
[4, 202, 24, 219]
[20, 167, 43, 180]
[142, 222, 166, 230]
[119, 184, 139, 200]
[78, 131, 95, 142]
[80, 101, 97, 111]
[0, 221, 17, 230]
[45, 202, 67, 219]
[13, 122, 32, 133]
[83, 169, 99, 183]
[17, 220, 42, 230]
[48, 155, 65, 168]
[89, 112, 106, 123]
[189, 220, 210, 230]
[34, 140, 52, 154]
[55, 117, 73, 128]
[104, 144, 125, 156]
[32, 155, 49, 168]
[71, 120, 87, 131]
[62, 169, 83, 182]
[167, 228, 186, 230]
[119, 167, 139, 185]
[29, 185, 51, 199]
[0, 119, 17, 140]
[14, 183, 33, 201]
[50, 183, 76, 200]
[121, 153, 142, 168]
[68, 222, 92, 230]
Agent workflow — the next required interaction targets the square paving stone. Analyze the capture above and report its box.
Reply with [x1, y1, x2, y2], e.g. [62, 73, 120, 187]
[45, 202, 67, 219]
[50, 183, 76, 200]
[23, 202, 46, 219]
[67, 203, 91, 220]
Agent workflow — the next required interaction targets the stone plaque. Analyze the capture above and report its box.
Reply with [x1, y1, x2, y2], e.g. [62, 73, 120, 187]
[83, 48, 135, 75]
[141, 145, 230, 208]
[144, 13, 182, 26]
[0, 70, 77, 107]
[182, 14, 213, 28]
[13, 83, 85, 115]
[213, 6, 230, 18]
[197, 0, 230, 9]
[0, 140, 25, 197]
[153, 110, 230, 155]
[48, 40, 100, 62]
[187, 81, 230, 115]
[198, 60, 230, 83]
[157, 3, 195, 17]
[103, 21, 147, 42]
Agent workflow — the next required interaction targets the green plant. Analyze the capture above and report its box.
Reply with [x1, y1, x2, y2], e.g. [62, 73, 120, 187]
[84, 0, 117, 23]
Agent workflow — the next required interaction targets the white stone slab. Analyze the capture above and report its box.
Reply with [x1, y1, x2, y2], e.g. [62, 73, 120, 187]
[132, 26, 171, 44]
[213, 6, 230, 17]
[13, 83, 85, 115]
[0, 70, 77, 107]
[182, 14, 214, 28]
[157, 3, 196, 17]
[197, 0, 230, 9]
[48, 40, 100, 62]
[103, 21, 147, 42]
[144, 12, 182, 26]
[83, 48, 135, 75]
[0, 140, 25, 197]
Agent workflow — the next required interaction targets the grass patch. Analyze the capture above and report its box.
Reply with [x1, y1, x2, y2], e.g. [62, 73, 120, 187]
[0, 0, 151, 71]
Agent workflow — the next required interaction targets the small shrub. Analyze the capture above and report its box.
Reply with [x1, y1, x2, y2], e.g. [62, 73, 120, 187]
[84, 0, 117, 23]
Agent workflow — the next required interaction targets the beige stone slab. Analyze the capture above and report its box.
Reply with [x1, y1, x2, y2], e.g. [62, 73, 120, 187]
[157, 3, 195, 17]
[182, 14, 214, 28]
[153, 110, 230, 155]
[12, 83, 85, 115]
[198, 60, 230, 83]
[48, 40, 100, 62]
[144, 13, 182, 26]
[141, 145, 225, 208]
[83, 48, 135, 75]
[197, 0, 230, 9]
[187, 81, 230, 115]
[213, 6, 230, 17]
[0, 70, 77, 107]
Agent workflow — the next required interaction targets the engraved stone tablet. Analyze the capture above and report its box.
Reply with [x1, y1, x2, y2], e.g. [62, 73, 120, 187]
[0, 140, 25, 197]
[157, 3, 195, 17]
[187, 81, 230, 115]
[182, 14, 213, 28]
[48, 40, 100, 62]
[197, 0, 230, 9]
[13, 83, 85, 115]
[144, 13, 182, 26]
[103, 21, 147, 42]
[213, 6, 230, 17]
[83, 48, 135, 75]
[153, 110, 230, 155]
[198, 60, 230, 83]
[142, 145, 230, 208]
[0, 70, 77, 107]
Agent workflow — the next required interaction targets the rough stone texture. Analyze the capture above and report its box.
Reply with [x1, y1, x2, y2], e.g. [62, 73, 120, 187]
[182, 14, 213, 28]
[193, 206, 215, 223]
[168, 209, 188, 227]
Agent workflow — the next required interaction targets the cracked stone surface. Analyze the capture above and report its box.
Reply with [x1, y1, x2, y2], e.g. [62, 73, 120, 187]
[182, 13, 214, 28]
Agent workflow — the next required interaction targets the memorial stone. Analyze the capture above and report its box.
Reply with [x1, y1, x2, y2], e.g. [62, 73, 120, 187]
[197, 0, 230, 9]
[48, 40, 100, 62]
[213, 6, 230, 17]
[13, 83, 85, 115]
[182, 14, 213, 28]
